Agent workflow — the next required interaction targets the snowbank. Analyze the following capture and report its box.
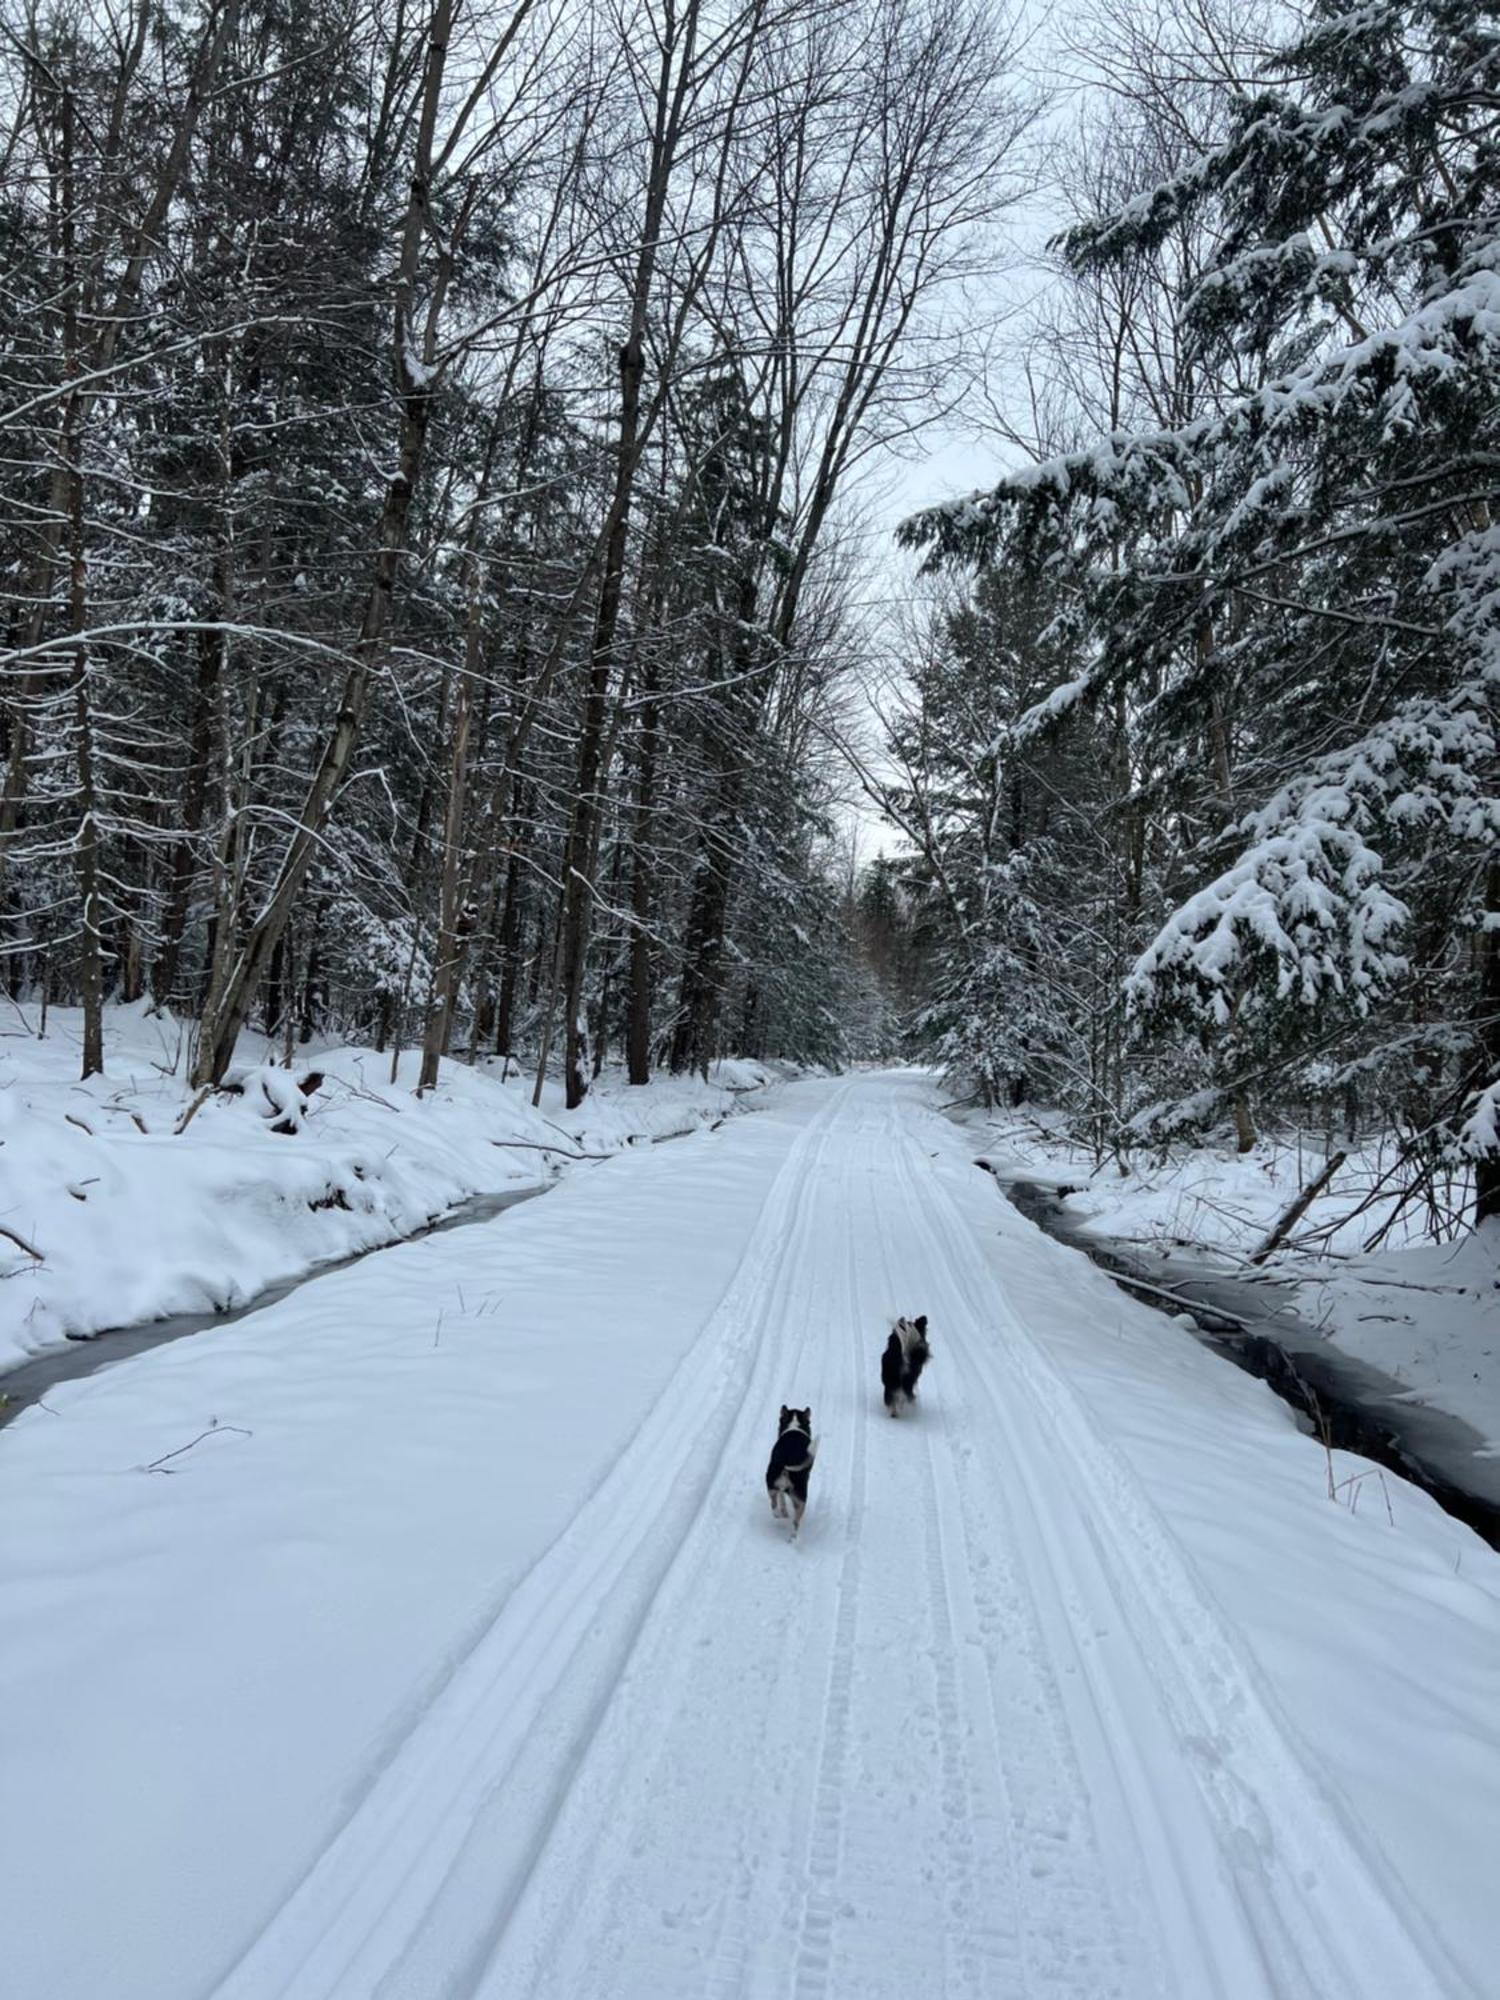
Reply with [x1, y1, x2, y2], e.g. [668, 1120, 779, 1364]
[0, 1003, 776, 1371]
[969, 1115, 1500, 1451]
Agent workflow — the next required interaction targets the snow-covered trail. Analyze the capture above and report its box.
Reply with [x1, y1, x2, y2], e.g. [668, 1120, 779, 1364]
[200, 1075, 1471, 2000]
[4, 1071, 1497, 1999]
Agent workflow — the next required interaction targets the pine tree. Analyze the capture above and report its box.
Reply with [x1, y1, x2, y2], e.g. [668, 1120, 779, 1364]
[903, 0, 1500, 1214]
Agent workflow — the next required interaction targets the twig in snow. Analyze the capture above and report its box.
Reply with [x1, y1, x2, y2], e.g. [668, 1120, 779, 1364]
[323, 1070, 401, 1113]
[537, 1112, 598, 1148]
[488, 1138, 612, 1162]
[1334, 1467, 1396, 1526]
[140, 1417, 252, 1474]
[0, 1221, 44, 1262]
[174, 1084, 215, 1135]
[1342, 1275, 1467, 1295]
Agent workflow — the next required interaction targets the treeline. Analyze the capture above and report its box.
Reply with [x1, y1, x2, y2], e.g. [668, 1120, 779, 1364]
[0, 0, 1030, 1103]
[879, 0, 1500, 1226]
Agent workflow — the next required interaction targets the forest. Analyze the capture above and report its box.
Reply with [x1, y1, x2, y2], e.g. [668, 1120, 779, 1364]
[2, 0, 1497, 1226]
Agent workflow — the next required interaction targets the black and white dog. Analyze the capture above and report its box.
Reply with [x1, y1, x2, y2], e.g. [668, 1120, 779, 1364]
[766, 1406, 818, 1534]
[881, 1314, 930, 1416]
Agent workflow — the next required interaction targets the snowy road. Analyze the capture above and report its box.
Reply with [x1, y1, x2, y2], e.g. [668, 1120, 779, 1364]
[3, 1073, 1497, 1998]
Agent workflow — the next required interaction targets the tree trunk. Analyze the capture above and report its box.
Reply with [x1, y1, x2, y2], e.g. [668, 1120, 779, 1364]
[557, 0, 703, 1110]
[670, 567, 762, 1077]
[493, 839, 525, 1058]
[1476, 856, 1500, 1226]
[155, 504, 231, 1008]
[417, 601, 476, 1091]
[153, 631, 220, 1008]
[1232, 1091, 1257, 1154]
[626, 661, 660, 1085]
[670, 770, 741, 1080]
[61, 87, 104, 1080]
[557, 376, 644, 1110]
[531, 886, 567, 1106]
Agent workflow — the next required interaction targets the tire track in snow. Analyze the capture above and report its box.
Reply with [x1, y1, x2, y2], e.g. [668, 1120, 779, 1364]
[916, 1417, 1019, 2000]
[781, 1092, 989, 2000]
[867, 1111, 1027, 2000]
[207, 1087, 854, 2000]
[897, 1100, 1473, 1999]
[905, 1142, 1306, 1994]
[883, 1122, 1133, 2000]
[788, 1187, 866, 2000]
[785, 1096, 1028, 2000]
[474, 1096, 858, 2000]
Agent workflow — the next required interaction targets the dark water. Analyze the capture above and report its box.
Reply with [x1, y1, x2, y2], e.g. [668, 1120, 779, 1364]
[0, 1181, 547, 1432]
[986, 1167, 1500, 1553]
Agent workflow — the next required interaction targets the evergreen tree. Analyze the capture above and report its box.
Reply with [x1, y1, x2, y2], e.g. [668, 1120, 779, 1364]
[903, 0, 1500, 1214]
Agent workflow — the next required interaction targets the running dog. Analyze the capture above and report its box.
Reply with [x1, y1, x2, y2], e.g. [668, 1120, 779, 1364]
[765, 1406, 817, 1534]
[881, 1314, 930, 1416]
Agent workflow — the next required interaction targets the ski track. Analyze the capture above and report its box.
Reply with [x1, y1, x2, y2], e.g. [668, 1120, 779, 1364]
[208, 1074, 1460, 2000]
[889, 1100, 1469, 2000]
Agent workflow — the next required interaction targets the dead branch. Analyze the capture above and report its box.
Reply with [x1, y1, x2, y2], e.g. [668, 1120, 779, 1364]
[0, 1222, 44, 1261]
[173, 1084, 215, 1135]
[1249, 1149, 1347, 1264]
[140, 1417, 252, 1473]
[488, 1138, 613, 1162]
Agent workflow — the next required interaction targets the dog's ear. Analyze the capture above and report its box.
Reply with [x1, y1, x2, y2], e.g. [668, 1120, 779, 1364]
[780, 1405, 790, 1425]
[915, 1315, 927, 1333]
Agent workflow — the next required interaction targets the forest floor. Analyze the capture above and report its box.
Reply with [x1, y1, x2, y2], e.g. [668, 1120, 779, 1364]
[968, 1114, 1500, 1459]
[0, 1000, 774, 1370]
[2, 1069, 1497, 1998]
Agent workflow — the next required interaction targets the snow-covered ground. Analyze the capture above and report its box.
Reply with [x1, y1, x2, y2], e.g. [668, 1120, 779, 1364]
[973, 1117, 1500, 1453]
[0, 1001, 774, 1370]
[2, 1071, 1497, 1998]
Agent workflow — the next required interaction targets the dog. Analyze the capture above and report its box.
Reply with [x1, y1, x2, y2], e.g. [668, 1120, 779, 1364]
[881, 1314, 930, 1416]
[766, 1406, 817, 1534]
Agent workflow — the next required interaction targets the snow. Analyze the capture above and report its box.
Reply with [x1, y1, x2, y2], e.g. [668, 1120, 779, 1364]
[976, 1115, 1500, 1453]
[401, 337, 438, 391]
[1126, 818, 1408, 1024]
[1459, 1076, 1500, 1163]
[0, 1001, 776, 1371]
[2, 1071, 1497, 1997]
[1290, 1228, 1500, 1443]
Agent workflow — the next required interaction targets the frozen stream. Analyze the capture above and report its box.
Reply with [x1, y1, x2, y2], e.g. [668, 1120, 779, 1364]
[990, 1168, 1500, 1551]
[0, 1182, 546, 1431]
